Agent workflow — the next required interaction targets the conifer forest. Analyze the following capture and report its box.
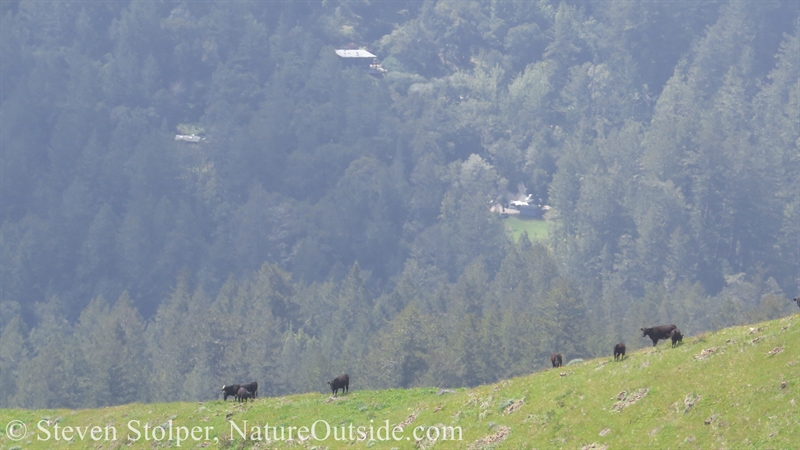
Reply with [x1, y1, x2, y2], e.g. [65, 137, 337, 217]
[0, 0, 798, 408]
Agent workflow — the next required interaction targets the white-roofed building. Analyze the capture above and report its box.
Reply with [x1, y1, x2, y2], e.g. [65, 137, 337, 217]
[335, 48, 387, 75]
[335, 49, 377, 59]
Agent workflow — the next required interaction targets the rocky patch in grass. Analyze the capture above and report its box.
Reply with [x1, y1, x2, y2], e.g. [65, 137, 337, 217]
[397, 408, 421, 428]
[581, 443, 609, 450]
[694, 347, 720, 360]
[467, 425, 510, 450]
[681, 392, 701, 414]
[414, 422, 449, 450]
[494, 380, 511, 390]
[767, 346, 783, 356]
[502, 398, 524, 415]
[611, 388, 649, 412]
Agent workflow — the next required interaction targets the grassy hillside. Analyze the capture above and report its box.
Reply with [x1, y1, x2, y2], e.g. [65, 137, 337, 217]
[1, 314, 797, 449]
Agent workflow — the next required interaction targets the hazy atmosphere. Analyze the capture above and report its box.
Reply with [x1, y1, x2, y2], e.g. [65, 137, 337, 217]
[0, 0, 798, 408]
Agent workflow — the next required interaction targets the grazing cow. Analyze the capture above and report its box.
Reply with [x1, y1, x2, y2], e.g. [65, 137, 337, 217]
[222, 384, 241, 401]
[327, 374, 349, 396]
[641, 325, 678, 347]
[237, 387, 252, 403]
[614, 343, 626, 361]
[240, 381, 258, 399]
[550, 352, 563, 368]
[670, 328, 683, 347]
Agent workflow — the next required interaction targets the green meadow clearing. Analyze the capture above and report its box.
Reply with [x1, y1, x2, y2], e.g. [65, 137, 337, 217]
[504, 216, 549, 243]
[1, 314, 797, 449]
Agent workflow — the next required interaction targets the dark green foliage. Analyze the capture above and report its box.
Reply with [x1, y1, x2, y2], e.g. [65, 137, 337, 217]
[0, 316, 28, 406]
[363, 304, 430, 389]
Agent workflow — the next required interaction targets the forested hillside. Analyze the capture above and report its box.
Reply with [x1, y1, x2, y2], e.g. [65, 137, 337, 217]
[1, 315, 798, 449]
[0, 0, 797, 408]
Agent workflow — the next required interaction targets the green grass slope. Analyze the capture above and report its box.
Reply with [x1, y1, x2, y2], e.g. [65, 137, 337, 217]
[504, 216, 549, 243]
[2, 315, 798, 449]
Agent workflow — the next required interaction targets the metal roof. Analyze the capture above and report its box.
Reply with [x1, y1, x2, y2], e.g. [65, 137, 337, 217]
[335, 49, 376, 58]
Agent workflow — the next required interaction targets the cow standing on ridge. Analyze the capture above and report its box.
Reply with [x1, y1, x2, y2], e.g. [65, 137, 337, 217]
[670, 328, 683, 347]
[328, 374, 349, 396]
[237, 387, 252, 403]
[641, 325, 678, 347]
[551, 352, 563, 368]
[240, 381, 258, 399]
[221, 384, 241, 401]
[614, 343, 626, 361]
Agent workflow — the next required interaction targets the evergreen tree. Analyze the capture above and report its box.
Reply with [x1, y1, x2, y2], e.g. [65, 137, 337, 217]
[546, 278, 589, 361]
[12, 297, 83, 408]
[146, 272, 208, 401]
[74, 293, 149, 406]
[363, 304, 430, 389]
[0, 316, 28, 406]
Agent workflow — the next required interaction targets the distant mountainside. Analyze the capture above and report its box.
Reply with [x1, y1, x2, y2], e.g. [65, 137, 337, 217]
[1, 0, 797, 412]
[2, 313, 797, 449]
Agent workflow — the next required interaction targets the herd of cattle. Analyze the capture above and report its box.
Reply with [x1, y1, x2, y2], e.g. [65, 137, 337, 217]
[550, 323, 684, 369]
[223, 324, 685, 401]
[221, 381, 259, 403]
[223, 299, 800, 401]
[221, 374, 350, 402]
[550, 298, 800, 369]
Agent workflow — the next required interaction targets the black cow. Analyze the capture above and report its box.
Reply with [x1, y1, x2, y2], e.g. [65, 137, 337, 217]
[614, 343, 626, 361]
[670, 328, 683, 347]
[237, 387, 252, 403]
[222, 384, 241, 401]
[794, 298, 799, 309]
[240, 381, 258, 399]
[327, 374, 349, 396]
[641, 324, 678, 347]
[550, 352, 563, 368]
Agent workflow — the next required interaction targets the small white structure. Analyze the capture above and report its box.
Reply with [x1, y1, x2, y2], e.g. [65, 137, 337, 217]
[175, 134, 205, 143]
[335, 49, 387, 75]
[335, 49, 377, 59]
